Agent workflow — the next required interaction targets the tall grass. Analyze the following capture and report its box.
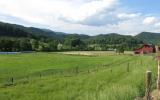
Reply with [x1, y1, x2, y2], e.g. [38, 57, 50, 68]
[0, 52, 157, 100]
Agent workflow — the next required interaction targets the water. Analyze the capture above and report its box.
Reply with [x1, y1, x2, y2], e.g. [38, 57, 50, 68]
[0, 52, 21, 54]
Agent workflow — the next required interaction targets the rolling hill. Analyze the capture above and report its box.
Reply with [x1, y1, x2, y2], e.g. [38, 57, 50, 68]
[0, 21, 68, 39]
[0, 21, 159, 44]
[135, 32, 160, 44]
[0, 21, 159, 52]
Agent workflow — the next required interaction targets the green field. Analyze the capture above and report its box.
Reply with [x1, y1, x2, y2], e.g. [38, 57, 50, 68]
[0, 52, 157, 100]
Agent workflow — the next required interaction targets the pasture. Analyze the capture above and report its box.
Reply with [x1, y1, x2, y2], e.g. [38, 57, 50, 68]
[0, 52, 157, 100]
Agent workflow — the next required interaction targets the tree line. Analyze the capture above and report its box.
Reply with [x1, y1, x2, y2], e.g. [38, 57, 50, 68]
[0, 36, 143, 52]
[0, 21, 144, 52]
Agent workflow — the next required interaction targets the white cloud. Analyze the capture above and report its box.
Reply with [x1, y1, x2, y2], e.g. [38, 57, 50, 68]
[0, 0, 160, 35]
[117, 13, 141, 19]
[143, 17, 158, 25]
[0, 0, 117, 24]
[155, 22, 160, 27]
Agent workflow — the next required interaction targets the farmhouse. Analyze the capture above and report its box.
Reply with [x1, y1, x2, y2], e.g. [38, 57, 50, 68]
[134, 44, 156, 54]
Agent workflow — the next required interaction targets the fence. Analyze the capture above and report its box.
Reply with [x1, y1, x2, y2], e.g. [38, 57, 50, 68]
[0, 57, 138, 87]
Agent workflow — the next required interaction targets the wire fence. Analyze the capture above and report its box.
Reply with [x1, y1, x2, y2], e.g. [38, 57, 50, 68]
[0, 56, 153, 88]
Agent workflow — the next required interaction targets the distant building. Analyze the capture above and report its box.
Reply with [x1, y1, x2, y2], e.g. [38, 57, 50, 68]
[134, 44, 156, 54]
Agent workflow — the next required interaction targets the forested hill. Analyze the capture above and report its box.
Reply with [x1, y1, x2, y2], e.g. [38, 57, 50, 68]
[0, 21, 67, 39]
[135, 32, 160, 44]
[0, 21, 159, 52]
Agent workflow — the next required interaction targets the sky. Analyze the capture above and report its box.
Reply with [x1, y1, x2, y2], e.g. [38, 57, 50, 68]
[0, 0, 160, 36]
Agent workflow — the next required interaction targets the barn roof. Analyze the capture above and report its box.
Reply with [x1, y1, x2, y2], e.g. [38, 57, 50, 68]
[135, 44, 154, 51]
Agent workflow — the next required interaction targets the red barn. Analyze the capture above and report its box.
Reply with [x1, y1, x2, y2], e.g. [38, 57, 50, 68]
[134, 44, 156, 54]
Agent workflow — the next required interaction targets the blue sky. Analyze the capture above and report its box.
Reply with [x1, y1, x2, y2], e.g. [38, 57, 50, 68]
[121, 0, 160, 14]
[0, 0, 160, 35]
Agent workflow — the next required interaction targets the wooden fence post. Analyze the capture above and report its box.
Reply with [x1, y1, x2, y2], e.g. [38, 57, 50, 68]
[127, 63, 129, 72]
[11, 77, 14, 85]
[157, 60, 160, 96]
[145, 71, 152, 100]
[156, 46, 160, 97]
[40, 73, 42, 78]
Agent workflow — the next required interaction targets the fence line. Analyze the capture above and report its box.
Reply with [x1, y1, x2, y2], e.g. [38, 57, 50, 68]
[1, 58, 142, 87]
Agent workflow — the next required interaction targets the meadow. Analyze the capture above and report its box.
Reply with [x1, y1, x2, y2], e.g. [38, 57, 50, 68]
[0, 52, 157, 100]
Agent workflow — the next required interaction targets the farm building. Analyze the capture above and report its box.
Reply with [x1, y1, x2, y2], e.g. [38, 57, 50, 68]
[134, 44, 156, 54]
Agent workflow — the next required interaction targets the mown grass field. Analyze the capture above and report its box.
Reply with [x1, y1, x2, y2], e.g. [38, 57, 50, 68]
[0, 52, 157, 100]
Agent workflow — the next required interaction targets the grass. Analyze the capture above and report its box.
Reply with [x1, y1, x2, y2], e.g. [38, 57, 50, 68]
[0, 52, 157, 100]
